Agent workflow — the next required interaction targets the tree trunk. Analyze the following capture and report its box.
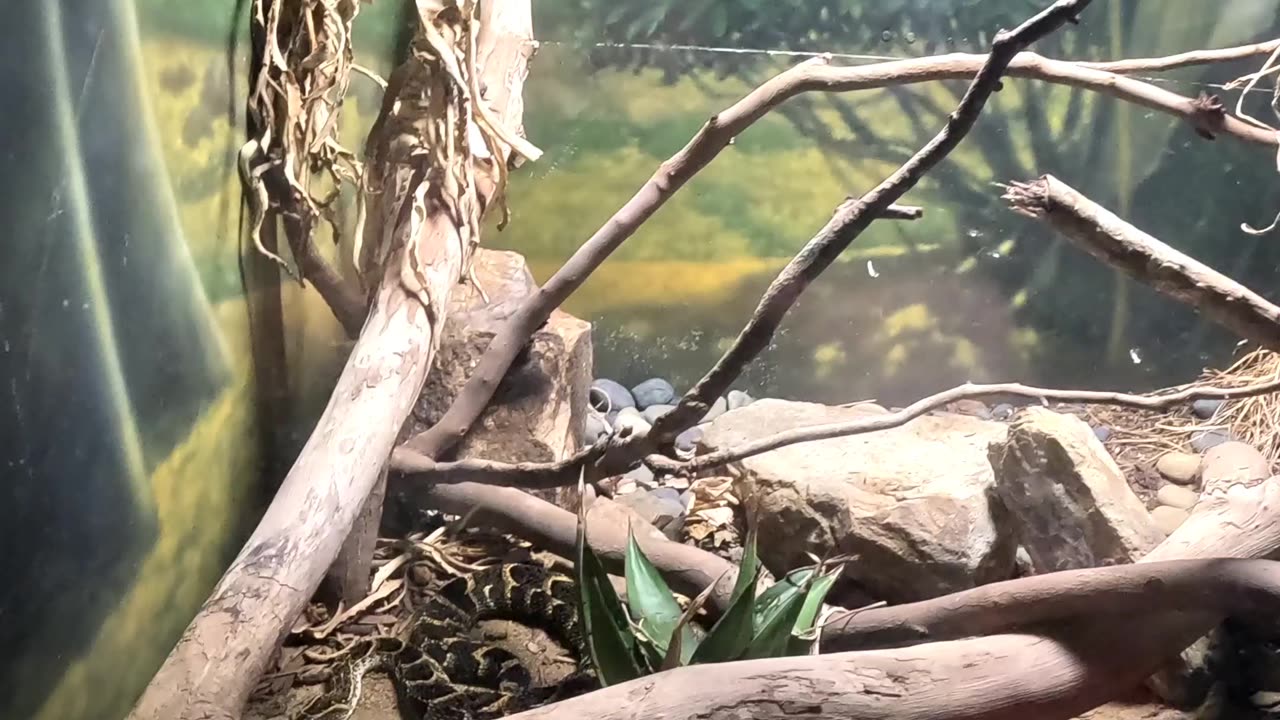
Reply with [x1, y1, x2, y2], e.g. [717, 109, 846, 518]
[126, 3, 535, 718]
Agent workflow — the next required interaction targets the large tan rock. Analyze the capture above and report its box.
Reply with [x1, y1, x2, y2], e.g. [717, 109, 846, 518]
[989, 407, 1164, 572]
[700, 399, 1017, 603]
[1201, 441, 1269, 487]
[403, 250, 592, 507]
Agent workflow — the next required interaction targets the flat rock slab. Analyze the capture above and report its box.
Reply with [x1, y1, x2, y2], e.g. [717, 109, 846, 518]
[700, 399, 1017, 603]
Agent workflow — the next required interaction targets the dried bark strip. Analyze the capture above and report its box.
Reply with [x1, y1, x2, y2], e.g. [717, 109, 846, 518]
[1004, 175, 1280, 352]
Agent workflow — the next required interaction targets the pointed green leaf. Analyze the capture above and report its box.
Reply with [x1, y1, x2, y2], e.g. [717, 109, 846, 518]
[689, 526, 760, 664]
[624, 525, 685, 653]
[787, 566, 843, 656]
[743, 591, 807, 660]
[753, 567, 813, 626]
[658, 567, 728, 671]
[575, 472, 644, 685]
[730, 524, 760, 604]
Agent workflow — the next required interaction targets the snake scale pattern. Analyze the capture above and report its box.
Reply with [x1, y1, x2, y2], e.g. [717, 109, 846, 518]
[294, 563, 597, 720]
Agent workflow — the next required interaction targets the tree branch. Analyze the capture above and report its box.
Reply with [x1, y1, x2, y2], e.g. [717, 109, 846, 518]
[647, 1, 1101, 442]
[1080, 37, 1280, 73]
[1003, 174, 1280, 351]
[393, 1, 1094, 492]
[648, 378, 1280, 475]
[280, 210, 368, 338]
[824, 557, 1280, 652]
[396, 31, 1275, 463]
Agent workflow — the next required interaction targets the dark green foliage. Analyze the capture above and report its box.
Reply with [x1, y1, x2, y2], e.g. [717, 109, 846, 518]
[574, 495, 840, 677]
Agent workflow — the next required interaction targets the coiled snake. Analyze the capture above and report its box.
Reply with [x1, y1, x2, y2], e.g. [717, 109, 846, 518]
[294, 563, 596, 720]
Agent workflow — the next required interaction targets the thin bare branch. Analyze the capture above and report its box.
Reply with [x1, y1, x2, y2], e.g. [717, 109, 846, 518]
[650, 378, 1280, 475]
[1080, 37, 1280, 74]
[399, 375, 1280, 486]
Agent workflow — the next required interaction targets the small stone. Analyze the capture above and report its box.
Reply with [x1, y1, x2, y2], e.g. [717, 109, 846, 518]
[1192, 398, 1225, 420]
[675, 426, 704, 453]
[1155, 452, 1201, 485]
[1250, 691, 1280, 710]
[631, 378, 676, 409]
[584, 413, 608, 441]
[623, 464, 656, 489]
[1014, 546, 1033, 578]
[701, 396, 729, 424]
[1202, 441, 1269, 486]
[1151, 505, 1190, 535]
[410, 565, 434, 585]
[852, 403, 891, 415]
[727, 390, 755, 411]
[666, 476, 691, 490]
[591, 378, 635, 413]
[642, 404, 675, 424]
[991, 403, 1015, 421]
[1092, 425, 1112, 443]
[616, 489, 686, 537]
[650, 487, 682, 504]
[946, 399, 991, 419]
[1156, 484, 1199, 510]
[1190, 428, 1231, 453]
[613, 407, 651, 435]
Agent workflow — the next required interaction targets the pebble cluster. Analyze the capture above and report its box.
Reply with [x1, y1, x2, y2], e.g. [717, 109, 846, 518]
[586, 376, 756, 537]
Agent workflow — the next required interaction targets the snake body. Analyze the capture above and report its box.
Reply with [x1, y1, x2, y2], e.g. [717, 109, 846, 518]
[295, 563, 596, 720]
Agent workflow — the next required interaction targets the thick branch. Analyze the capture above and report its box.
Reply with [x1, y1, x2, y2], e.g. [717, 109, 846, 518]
[416, 481, 740, 612]
[491, 463, 1280, 720]
[825, 557, 1280, 652]
[281, 210, 368, 338]
[500, 621, 1201, 720]
[1004, 175, 1280, 352]
[396, 34, 1273, 461]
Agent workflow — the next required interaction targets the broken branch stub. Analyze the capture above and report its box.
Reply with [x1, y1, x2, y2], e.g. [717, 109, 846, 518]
[1003, 174, 1280, 352]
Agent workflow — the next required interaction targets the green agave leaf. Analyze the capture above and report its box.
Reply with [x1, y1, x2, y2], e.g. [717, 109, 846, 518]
[658, 567, 729, 671]
[787, 566, 843, 656]
[689, 525, 759, 664]
[624, 526, 699, 664]
[742, 589, 807, 660]
[753, 567, 813, 627]
[575, 472, 644, 685]
[634, 631, 666, 672]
